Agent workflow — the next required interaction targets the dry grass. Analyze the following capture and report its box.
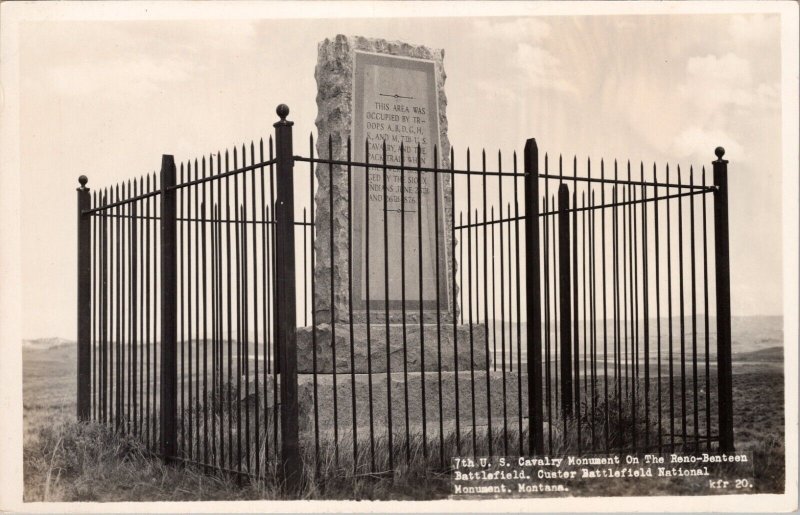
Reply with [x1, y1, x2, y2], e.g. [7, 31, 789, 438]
[23, 344, 785, 500]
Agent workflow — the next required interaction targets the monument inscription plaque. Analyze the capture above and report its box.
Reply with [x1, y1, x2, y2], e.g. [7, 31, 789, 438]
[351, 51, 449, 312]
[314, 35, 456, 323]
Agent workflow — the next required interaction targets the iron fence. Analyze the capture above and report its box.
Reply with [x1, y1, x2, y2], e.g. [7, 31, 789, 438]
[75, 104, 734, 491]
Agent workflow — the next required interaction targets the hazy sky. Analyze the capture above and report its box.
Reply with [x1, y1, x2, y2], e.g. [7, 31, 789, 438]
[17, 9, 784, 339]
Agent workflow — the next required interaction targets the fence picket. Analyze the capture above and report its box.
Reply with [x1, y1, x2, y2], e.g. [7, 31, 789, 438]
[75, 105, 736, 487]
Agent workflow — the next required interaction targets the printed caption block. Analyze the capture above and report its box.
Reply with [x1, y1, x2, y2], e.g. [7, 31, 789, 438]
[451, 452, 755, 498]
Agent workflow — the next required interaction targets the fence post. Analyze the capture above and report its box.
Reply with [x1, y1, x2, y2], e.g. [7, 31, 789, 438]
[557, 184, 573, 418]
[524, 139, 544, 454]
[712, 147, 734, 452]
[159, 154, 178, 460]
[274, 104, 301, 489]
[77, 175, 92, 421]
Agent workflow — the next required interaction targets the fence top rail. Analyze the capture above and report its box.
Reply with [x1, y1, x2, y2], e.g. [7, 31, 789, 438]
[538, 186, 713, 217]
[167, 157, 277, 192]
[81, 157, 277, 216]
[538, 173, 712, 191]
[294, 155, 525, 178]
[452, 184, 714, 228]
[88, 211, 312, 226]
[83, 189, 161, 215]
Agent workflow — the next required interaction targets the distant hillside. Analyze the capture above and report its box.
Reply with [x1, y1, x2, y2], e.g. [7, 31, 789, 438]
[22, 337, 73, 350]
[734, 345, 783, 363]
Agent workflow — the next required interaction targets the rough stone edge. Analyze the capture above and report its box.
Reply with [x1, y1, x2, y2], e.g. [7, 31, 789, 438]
[312, 34, 458, 324]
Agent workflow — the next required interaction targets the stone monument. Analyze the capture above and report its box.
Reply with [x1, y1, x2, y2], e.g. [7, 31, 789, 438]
[312, 34, 455, 325]
[295, 35, 522, 437]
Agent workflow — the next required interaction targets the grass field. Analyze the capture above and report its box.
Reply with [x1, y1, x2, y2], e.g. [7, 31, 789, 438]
[22, 340, 785, 501]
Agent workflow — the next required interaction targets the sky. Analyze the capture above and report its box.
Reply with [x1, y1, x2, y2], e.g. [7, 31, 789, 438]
[16, 8, 785, 339]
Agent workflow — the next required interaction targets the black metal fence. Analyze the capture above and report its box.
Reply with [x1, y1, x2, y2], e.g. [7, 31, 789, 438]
[76, 104, 734, 490]
[533, 152, 732, 456]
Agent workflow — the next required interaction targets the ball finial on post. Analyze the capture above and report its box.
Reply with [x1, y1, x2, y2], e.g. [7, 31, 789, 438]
[276, 104, 290, 121]
[78, 175, 88, 189]
[714, 147, 726, 160]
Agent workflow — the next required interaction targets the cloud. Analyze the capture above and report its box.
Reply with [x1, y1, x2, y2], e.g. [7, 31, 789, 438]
[33, 20, 260, 100]
[46, 57, 198, 98]
[729, 14, 778, 46]
[681, 53, 753, 110]
[672, 126, 743, 162]
[679, 52, 779, 114]
[472, 17, 552, 43]
[513, 42, 577, 94]
[468, 18, 576, 96]
[754, 81, 781, 109]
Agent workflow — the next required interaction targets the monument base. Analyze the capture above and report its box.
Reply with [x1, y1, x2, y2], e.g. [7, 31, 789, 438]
[297, 370, 528, 437]
[296, 323, 490, 373]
